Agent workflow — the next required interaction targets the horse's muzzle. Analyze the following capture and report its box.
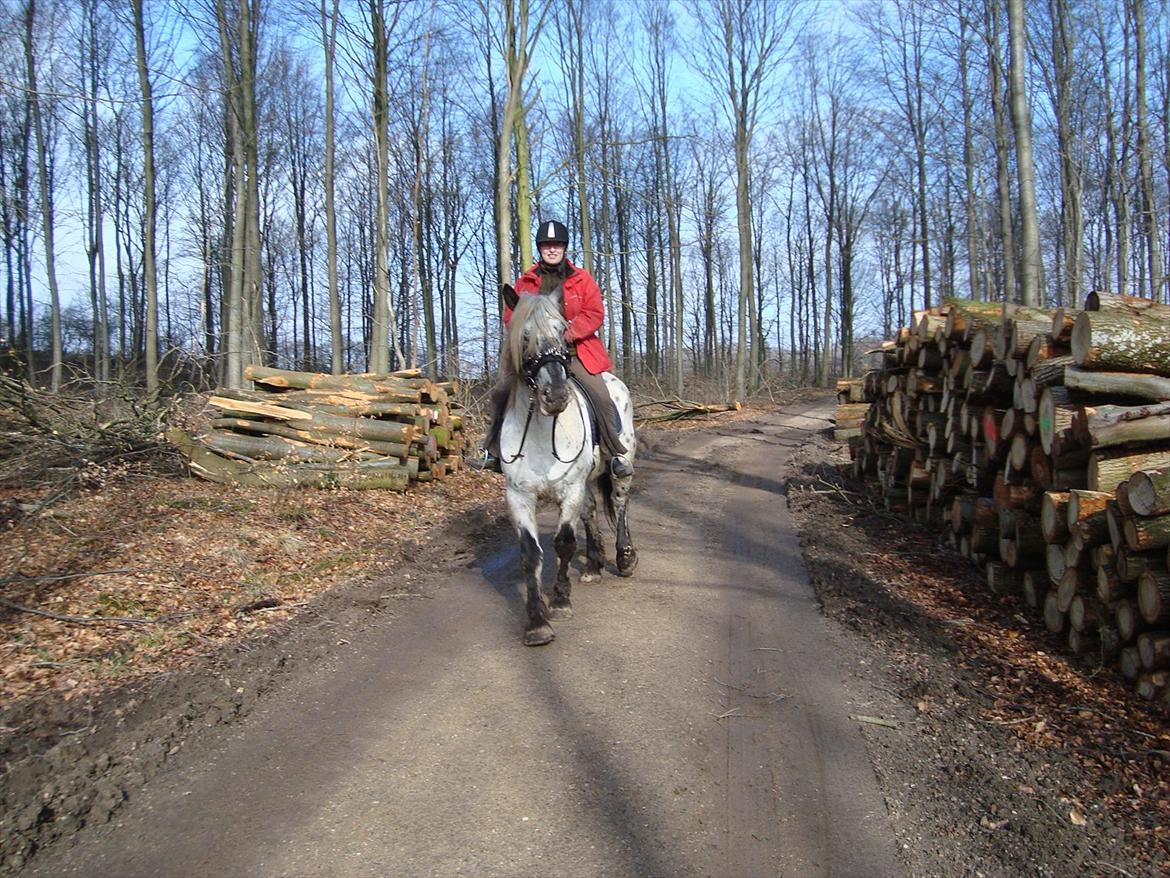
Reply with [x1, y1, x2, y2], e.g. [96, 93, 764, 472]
[539, 385, 570, 416]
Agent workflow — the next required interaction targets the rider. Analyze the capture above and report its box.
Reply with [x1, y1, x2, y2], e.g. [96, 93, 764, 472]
[470, 219, 632, 477]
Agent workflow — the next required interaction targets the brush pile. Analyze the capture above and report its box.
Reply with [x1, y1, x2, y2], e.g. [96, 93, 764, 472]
[840, 293, 1170, 701]
[167, 366, 467, 491]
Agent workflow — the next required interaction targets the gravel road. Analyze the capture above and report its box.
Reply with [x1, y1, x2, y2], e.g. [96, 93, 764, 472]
[27, 399, 902, 878]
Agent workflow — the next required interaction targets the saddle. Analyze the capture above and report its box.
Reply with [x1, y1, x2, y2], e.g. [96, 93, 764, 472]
[570, 376, 623, 450]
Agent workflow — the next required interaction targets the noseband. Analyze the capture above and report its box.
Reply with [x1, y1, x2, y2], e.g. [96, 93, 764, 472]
[521, 348, 571, 389]
[502, 346, 587, 466]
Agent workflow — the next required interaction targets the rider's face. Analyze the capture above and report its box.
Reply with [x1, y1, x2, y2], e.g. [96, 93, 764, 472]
[539, 243, 565, 266]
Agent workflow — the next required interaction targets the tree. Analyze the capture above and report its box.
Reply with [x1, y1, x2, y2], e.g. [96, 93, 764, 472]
[22, 0, 63, 390]
[132, 0, 160, 393]
[690, 0, 800, 399]
[1007, 0, 1044, 307]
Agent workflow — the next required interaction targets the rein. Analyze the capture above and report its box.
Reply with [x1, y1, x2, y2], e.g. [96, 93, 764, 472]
[500, 374, 589, 467]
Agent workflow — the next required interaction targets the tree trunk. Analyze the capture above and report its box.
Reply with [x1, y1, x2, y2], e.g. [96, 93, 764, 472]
[22, 0, 62, 391]
[132, 0, 159, 394]
[1007, 0, 1043, 307]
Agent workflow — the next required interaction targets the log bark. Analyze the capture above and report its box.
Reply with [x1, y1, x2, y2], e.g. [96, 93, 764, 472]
[1096, 564, 1128, 603]
[1071, 311, 1170, 375]
[1084, 291, 1170, 321]
[1041, 491, 1071, 543]
[210, 419, 410, 458]
[1128, 469, 1170, 517]
[1116, 548, 1165, 583]
[1062, 366, 1170, 401]
[1088, 448, 1170, 493]
[166, 429, 409, 490]
[1124, 513, 1170, 552]
[1072, 402, 1170, 449]
[197, 430, 381, 463]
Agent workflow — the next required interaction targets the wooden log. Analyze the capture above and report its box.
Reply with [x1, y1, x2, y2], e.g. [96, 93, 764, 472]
[165, 430, 411, 491]
[1116, 548, 1165, 583]
[1046, 543, 1068, 586]
[1137, 569, 1170, 624]
[1071, 310, 1170, 375]
[1040, 491, 1072, 544]
[1022, 570, 1044, 608]
[245, 365, 424, 400]
[946, 298, 1003, 341]
[1125, 513, 1170, 552]
[207, 396, 314, 421]
[1128, 469, 1170, 517]
[1117, 599, 1143, 642]
[993, 471, 1040, 511]
[210, 418, 410, 459]
[1084, 291, 1170, 321]
[1062, 366, 1170, 401]
[1097, 564, 1129, 603]
[1043, 590, 1066, 633]
[1135, 671, 1170, 700]
[1120, 646, 1142, 680]
[1088, 448, 1170, 493]
[1072, 401, 1170, 450]
[1050, 308, 1080, 343]
[1058, 567, 1091, 613]
[1066, 489, 1111, 531]
[1137, 633, 1170, 670]
[196, 430, 381, 464]
[1069, 594, 1102, 631]
[986, 561, 1025, 594]
[1037, 387, 1080, 456]
[1098, 622, 1124, 665]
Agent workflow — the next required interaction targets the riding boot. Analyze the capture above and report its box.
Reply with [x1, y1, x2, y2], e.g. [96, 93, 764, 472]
[568, 359, 632, 477]
[467, 380, 511, 472]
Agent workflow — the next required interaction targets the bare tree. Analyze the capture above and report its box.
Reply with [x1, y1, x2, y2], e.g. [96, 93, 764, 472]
[22, 0, 63, 390]
[1007, 0, 1044, 307]
[689, 0, 799, 399]
[132, 0, 159, 393]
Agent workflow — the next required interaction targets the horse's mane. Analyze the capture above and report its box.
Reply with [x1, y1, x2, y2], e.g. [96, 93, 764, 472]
[504, 292, 567, 376]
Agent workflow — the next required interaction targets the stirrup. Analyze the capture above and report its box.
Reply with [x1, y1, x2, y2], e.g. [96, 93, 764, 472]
[609, 456, 634, 478]
[466, 449, 501, 473]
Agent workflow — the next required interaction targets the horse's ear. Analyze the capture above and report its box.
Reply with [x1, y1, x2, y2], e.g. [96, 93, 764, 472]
[500, 283, 519, 311]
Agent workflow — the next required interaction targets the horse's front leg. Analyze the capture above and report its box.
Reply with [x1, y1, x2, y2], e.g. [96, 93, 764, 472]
[507, 487, 554, 646]
[550, 486, 585, 620]
[612, 472, 638, 577]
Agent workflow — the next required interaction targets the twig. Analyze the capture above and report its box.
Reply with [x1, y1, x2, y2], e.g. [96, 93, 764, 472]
[1091, 862, 1136, 877]
[849, 714, 898, 729]
[0, 568, 141, 588]
[710, 707, 748, 720]
[0, 596, 154, 626]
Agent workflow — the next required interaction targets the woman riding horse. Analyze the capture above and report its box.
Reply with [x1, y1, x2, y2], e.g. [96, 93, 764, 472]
[470, 220, 633, 478]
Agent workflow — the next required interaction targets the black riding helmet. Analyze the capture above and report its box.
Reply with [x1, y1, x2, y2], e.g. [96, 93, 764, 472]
[535, 220, 569, 247]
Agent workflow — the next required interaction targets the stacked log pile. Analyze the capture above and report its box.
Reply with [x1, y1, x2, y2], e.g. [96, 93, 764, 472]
[168, 366, 467, 490]
[845, 293, 1170, 700]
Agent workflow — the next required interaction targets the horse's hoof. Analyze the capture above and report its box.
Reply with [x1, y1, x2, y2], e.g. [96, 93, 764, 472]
[548, 601, 573, 620]
[524, 624, 556, 646]
[616, 549, 638, 577]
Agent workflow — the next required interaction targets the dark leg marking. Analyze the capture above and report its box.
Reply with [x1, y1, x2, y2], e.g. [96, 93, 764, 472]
[520, 528, 554, 645]
[550, 521, 576, 619]
[581, 487, 606, 577]
[612, 475, 638, 576]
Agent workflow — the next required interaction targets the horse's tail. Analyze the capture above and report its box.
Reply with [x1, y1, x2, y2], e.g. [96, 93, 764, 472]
[597, 470, 618, 528]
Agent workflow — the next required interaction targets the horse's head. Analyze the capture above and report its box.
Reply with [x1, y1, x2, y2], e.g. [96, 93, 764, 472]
[502, 284, 572, 417]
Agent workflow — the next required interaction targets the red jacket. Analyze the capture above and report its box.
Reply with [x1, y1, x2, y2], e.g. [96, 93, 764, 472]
[504, 261, 614, 375]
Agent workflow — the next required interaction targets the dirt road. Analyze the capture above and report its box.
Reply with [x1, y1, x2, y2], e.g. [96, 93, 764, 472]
[27, 399, 902, 877]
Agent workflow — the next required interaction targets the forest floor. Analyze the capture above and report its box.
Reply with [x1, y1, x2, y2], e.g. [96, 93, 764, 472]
[0, 390, 1167, 876]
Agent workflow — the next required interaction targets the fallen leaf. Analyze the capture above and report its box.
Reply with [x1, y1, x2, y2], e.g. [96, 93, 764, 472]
[1069, 809, 1087, 826]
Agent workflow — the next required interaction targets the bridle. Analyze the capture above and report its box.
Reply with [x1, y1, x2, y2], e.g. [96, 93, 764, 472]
[502, 346, 589, 466]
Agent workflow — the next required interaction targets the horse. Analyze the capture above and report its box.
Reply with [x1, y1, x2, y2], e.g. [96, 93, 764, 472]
[498, 284, 637, 646]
